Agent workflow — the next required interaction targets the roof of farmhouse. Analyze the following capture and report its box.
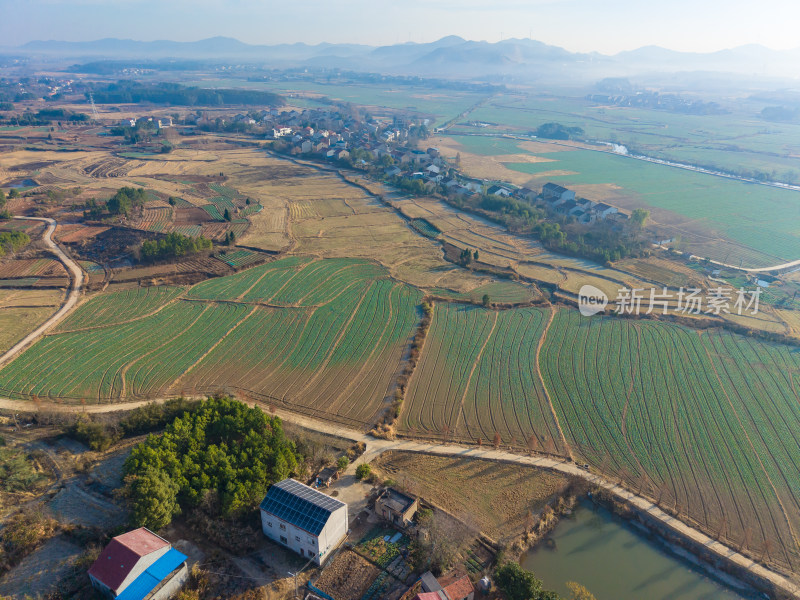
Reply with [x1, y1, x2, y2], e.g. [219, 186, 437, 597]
[260, 478, 345, 536]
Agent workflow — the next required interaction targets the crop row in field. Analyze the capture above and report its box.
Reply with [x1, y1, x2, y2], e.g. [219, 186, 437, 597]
[239, 203, 263, 217]
[0, 257, 421, 428]
[180, 277, 421, 423]
[401, 304, 564, 453]
[55, 286, 185, 332]
[0, 278, 39, 287]
[400, 302, 800, 574]
[542, 308, 800, 573]
[214, 249, 266, 269]
[409, 218, 440, 239]
[0, 259, 65, 278]
[200, 203, 224, 221]
[187, 256, 385, 306]
[171, 225, 203, 237]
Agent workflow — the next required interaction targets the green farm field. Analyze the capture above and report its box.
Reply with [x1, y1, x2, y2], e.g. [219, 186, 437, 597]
[187, 78, 486, 125]
[467, 93, 800, 179]
[399, 303, 800, 575]
[505, 149, 800, 267]
[0, 257, 421, 427]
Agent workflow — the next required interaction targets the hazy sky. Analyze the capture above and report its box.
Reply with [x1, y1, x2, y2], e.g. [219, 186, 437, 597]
[1, 0, 799, 54]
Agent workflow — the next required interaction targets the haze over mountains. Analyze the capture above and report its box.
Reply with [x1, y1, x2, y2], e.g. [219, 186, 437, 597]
[9, 36, 800, 82]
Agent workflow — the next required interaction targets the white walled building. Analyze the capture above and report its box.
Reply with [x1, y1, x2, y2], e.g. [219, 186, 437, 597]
[259, 478, 348, 565]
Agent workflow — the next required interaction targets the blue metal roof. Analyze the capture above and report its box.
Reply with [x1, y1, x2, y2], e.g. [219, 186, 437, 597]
[259, 478, 345, 536]
[116, 548, 187, 600]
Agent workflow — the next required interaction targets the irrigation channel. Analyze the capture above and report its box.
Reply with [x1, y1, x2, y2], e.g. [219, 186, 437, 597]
[521, 499, 758, 600]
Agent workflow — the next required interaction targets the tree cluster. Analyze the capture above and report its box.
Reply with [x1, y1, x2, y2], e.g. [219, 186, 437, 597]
[108, 186, 147, 216]
[534, 122, 584, 140]
[123, 396, 302, 530]
[89, 81, 285, 107]
[84, 186, 147, 219]
[494, 562, 562, 600]
[140, 232, 213, 262]
[0, 231, 30, 257]
[65, 398, 200, 452]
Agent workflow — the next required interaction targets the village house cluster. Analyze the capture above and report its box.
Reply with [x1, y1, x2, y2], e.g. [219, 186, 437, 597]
[261, 106, 632, 225]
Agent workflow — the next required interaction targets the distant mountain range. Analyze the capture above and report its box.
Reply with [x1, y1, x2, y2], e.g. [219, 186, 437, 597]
[9, 36, 800, 82]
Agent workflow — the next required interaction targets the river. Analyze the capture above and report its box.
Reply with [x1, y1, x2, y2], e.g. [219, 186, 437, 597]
[520, 500, 759, 600]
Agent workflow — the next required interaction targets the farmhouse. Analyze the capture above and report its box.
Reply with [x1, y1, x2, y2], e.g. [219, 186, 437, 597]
[516, 187, 538, 201]
[270, 126, 293, 138]
[375, 487, 419, 527]
[487, 185, 512, 197]
[592, 202, 619, 219]
[259, 478, 348, 565]
[542, 182, 575, 205]
[88, 528, 188, 600]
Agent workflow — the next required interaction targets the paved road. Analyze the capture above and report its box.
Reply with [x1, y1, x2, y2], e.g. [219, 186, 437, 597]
[0, 217, 84, 368]
[0, 397, 797, 597]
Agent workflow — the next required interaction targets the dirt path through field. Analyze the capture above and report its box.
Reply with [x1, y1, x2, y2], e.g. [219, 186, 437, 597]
[1, 395, 797, 597]
[0, 217, 84, 369]
[535, 306, 572, 460]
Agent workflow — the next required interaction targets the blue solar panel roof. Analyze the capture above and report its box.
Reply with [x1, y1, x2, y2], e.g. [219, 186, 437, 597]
[259, 478, 346, 536]
[116, 548, 187, 600]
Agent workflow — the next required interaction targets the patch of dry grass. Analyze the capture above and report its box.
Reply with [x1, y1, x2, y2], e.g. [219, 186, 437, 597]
[371, 451, 569, 543]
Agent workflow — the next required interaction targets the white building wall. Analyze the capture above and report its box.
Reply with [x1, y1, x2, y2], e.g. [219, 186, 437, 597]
[317, 505, 348, 563]
[260, 505, 347, 566]
[261, 510, 321, 564]
[151, 564, 189, 600]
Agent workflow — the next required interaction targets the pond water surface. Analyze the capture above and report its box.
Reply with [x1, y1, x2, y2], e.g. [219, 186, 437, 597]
[521, 501, 758, 600]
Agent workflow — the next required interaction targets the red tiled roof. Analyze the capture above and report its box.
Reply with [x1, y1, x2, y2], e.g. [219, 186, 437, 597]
[442, 575, 474, 600]
[414, 594, 443, 600]
[88, 528, 169, 593]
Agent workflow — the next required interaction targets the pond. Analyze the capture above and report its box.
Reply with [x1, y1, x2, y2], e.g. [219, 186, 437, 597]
[520, 500, 758, 600]
[8, 179, 37, 189]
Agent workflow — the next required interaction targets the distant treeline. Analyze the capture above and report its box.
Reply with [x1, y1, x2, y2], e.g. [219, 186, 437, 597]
[88, 81, 285, 107]
[1, 107, 89, 126]
[70, 60, 214, 75]
[254, 69, 505, 94]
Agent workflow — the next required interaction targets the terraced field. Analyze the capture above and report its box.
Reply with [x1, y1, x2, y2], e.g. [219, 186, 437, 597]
[400, 302, 800, 575]
[54, 286, 186, 332]
[0, 257, 420, 427]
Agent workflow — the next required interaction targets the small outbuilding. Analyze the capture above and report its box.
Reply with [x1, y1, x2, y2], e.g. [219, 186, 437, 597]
[315, 466, 339, 487]
[375, 487, 419, 527]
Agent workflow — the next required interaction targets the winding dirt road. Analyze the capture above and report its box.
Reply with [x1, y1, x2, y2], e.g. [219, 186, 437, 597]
[0, 217, 84, 369]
